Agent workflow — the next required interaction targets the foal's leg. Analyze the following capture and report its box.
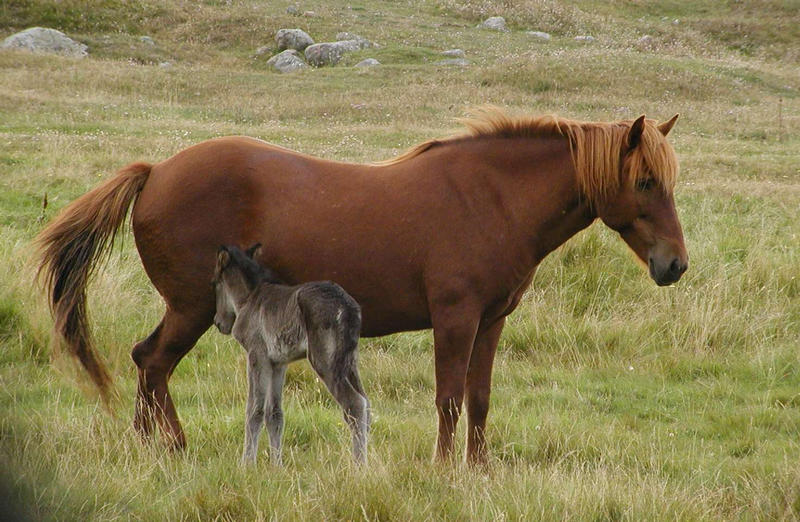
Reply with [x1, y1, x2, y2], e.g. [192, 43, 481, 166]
[308, 334, 370, 463]
[131, 308, 210, 449]
[465, 318, 505, 466]
[333, 366, 370, 464]
[265, 363, 287, 465]
[429, 302, 480, 462]
[242, 349, 271, 464]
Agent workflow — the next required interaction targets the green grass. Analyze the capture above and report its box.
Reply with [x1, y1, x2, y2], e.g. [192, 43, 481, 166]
[1, 0, 799, 519]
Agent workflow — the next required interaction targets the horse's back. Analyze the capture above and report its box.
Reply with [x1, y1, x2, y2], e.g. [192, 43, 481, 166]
[131, 136, 431, 334]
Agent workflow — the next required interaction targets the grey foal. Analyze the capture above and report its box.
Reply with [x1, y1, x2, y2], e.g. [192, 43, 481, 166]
[212, 244, 370, 464]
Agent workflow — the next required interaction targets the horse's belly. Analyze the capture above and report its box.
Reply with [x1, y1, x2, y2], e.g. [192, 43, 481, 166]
[359, 310, 431, 337]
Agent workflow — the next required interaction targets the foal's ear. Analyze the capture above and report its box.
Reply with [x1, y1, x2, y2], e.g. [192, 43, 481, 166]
[217, 248, 230, 268]
[245, 243, 262, 259]
[627, 115, 646, 150]
[658, 114, 679, 136]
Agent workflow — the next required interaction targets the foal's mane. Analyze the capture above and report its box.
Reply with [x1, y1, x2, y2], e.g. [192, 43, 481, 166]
[376, 106, 679, 207]
[223, 246, 284, 289]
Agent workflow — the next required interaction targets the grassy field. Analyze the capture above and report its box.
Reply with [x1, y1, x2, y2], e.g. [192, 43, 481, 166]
[2, 0, 799, 519]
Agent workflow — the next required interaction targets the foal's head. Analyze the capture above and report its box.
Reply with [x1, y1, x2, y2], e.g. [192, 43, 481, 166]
[211, 244, 272, 334]
[594, 115, 688, 286]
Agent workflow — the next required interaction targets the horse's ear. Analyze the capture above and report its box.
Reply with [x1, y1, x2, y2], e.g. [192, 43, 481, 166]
[658, 114, 679, 136]
[627, 115, 646, 150]
[245, 243, 262, 259]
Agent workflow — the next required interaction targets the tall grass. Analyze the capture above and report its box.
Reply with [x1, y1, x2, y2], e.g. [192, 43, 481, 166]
[1, 0, 798, 519]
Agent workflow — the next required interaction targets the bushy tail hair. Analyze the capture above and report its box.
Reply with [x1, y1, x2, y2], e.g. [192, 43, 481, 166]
[35, 162, 152, 404]
[333, 301, 364, 396]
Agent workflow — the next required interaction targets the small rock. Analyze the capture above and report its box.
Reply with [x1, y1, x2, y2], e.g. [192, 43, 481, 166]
[637, 35, 655, 49]
[255, 45, 271, 56]
[574, 35, 595, 42]
[434, 58, 469, 66]
[275, 28, 314, 51]
[304, 40, 361, 66]
[441, 48, 465, 58]
[286, 5, 299, 15]
[355, 58, 380, 67]
[1, 27, 88, 58]
[159, 61, 173, 68]
[139, 36, 155, 46]
[266, 49, 308, 73]
[303, 10, 316, 17]
[526, 31, 551, 40]
[335, 32, 372, 48]
[477, 16, 508, 32]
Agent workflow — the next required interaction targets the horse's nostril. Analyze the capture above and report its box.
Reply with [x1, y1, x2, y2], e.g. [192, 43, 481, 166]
[670, 258, 687, 276]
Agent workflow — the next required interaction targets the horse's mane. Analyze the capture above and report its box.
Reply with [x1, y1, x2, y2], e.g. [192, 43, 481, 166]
[375, 106, 679, 207]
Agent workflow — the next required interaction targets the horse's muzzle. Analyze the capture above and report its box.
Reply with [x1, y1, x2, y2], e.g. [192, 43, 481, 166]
[649, 256, 688, 286]
[214, 319, 232, 335]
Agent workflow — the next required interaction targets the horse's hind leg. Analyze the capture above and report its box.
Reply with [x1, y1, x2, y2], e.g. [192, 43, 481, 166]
[132, 322, 162, 438]
[308, 333, 370, 463]
[131, 308, 210, 449]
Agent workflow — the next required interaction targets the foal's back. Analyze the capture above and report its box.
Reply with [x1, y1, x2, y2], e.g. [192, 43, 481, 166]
[296, 283, 361, 341]
[238, 280, 361, 362]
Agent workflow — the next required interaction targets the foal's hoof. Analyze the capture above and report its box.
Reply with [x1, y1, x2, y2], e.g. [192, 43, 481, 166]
[241, 452, 259, 466]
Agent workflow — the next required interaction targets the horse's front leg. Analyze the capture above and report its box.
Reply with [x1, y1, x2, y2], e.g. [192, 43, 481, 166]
[430, 301, 480, 462]
[465, 317, 505, 466]
[242, 349, 270, 464]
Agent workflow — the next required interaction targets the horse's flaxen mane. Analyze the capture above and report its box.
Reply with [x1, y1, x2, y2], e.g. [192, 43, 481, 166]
[376, 106, 679, 207]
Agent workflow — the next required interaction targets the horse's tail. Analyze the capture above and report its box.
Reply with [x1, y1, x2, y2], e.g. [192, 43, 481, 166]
[36, 162, 153, 403]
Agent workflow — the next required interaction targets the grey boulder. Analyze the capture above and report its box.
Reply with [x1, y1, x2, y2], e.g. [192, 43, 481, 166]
[434, 58, 470, 66]
[441, 49, 465, 58]
[355, 58, 380, 67]
[526, 31, 551, 40]
[266, 49, 308, 73]
[275, 28, 315, 52]
[1, 27, 88, 58]
[335, 32, 372, 48]
[477, 16, 508, 32]
[304, 40, 361, 66]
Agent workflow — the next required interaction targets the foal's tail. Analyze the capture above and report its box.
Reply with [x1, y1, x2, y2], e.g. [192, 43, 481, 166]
[332, 300, 365, 396]
[36, 162, 153, 403]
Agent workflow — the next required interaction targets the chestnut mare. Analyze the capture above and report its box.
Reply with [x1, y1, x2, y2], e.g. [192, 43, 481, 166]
[37, 107, 688, 464]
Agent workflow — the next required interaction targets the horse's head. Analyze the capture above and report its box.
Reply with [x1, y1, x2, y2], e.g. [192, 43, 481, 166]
[211, 243, 263, 334]
[597, 114, 688, 286]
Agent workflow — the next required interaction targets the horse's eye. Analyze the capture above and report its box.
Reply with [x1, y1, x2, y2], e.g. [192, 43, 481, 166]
[636, 178, 655, 191]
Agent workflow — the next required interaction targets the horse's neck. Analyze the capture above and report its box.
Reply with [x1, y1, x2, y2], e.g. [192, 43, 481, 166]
[460, 136, 597, 265]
